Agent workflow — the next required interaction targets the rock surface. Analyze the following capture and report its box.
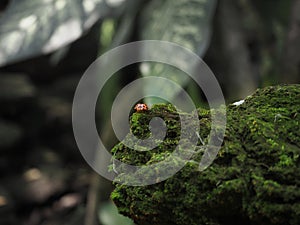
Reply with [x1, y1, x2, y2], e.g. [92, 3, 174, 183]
[112, 84, 300, 225]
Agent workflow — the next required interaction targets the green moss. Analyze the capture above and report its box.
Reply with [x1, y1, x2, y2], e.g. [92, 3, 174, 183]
[111, 84, 300, 225]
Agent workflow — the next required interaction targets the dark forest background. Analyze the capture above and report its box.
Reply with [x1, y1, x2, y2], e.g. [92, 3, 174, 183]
[0, 0, 299, 225]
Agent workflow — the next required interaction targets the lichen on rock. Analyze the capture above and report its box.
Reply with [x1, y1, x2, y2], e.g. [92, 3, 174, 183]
[111, 84, 300, 225]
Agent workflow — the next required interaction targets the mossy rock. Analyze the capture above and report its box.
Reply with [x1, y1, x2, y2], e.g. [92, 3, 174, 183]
[111, 84, 300, 225]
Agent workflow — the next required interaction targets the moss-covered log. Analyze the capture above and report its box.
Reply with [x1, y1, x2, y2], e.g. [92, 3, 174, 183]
[111, 84, 300, 225]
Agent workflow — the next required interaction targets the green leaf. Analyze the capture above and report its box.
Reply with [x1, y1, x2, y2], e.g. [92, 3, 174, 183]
[98, 201, 134, 225]
[139, 0, 217, 105]
[0, 0, 127, 66]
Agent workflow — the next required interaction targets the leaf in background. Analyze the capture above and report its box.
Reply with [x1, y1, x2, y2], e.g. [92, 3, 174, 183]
[0, 0, 127, 66]
[109, 0, 146, 48]
[139, 0, 217, 105]
[98, 201, 134, 225]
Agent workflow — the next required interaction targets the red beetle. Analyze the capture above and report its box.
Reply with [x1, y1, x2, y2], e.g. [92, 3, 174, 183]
[134, 103, 148, 112]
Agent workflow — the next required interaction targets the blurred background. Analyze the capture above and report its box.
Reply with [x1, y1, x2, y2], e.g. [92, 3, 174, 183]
[0, 0, 299, 224]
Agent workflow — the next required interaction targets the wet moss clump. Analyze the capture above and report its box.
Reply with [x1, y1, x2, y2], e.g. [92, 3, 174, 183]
[111, 84, 300, 225]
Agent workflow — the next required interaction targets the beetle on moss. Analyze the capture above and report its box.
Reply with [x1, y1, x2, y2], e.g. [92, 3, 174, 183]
[134, 103, 148, 112]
